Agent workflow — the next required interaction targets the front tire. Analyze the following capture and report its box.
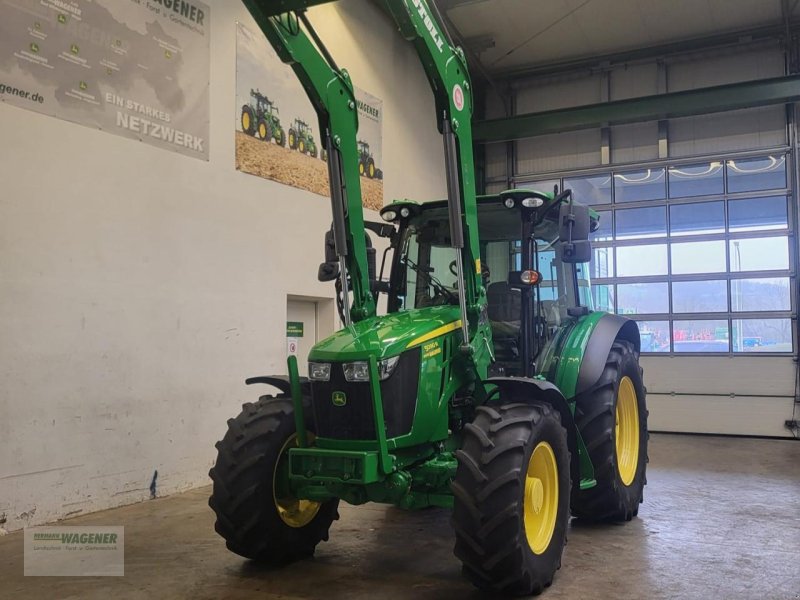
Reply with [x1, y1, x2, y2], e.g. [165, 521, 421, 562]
[257, 119, 271, 142]
[571, 340, 648, 521]
[452, 402, 570, 596]
[208, 395, 339, 563]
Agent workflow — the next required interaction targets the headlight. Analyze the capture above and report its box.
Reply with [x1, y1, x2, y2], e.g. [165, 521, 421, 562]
[381, 209, 397, 222]
[521, 197, 544, 208]
[378, 356, 400, 380]
[343, 357, 400, 382]
[343, 361, 369, 382]
[308, 362, 331, 381]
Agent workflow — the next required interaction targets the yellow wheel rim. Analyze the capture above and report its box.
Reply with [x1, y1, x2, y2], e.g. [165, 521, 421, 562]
[359, 163, 365, 175]
[242, 112, 250, 131]
[259, 123, 266, 139]
[299, 140, 305, 152]
[273, 434, 321, 528]
[523, 441, 559, 555]
[615, 376, 640, 486]
[369, 164, 375, 177]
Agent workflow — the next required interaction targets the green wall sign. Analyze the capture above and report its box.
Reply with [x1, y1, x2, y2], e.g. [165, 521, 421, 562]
[286, 321, 304, 337]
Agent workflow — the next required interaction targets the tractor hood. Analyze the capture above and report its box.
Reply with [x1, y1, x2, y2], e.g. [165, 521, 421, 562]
[308, 305, 462, 361]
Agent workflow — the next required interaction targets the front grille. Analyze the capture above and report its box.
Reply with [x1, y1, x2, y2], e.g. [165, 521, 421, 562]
[310, 349, 421, 440]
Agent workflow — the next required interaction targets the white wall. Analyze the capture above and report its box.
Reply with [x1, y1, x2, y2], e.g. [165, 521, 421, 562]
[0, 0, 446, 532]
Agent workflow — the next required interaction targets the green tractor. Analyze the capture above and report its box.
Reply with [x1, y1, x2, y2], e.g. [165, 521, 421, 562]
[288, 118, 318, 158]
[241, 88, 286, 146]
[210, 3, 648, 596]
[357, 140, 382, 179]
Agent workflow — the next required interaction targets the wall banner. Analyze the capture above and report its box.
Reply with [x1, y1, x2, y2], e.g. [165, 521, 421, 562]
[0, 0, 210, 160]
[235, 22, 384, 209]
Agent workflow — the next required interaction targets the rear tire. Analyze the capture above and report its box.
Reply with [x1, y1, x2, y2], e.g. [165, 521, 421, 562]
[241, 106, 255, 136]
[452, 402, 570, 596]
[209, 395, 339, 563]
[288, 129, 297, 150]
[571, 340, 648, 521]
[367, 157, 376, 179]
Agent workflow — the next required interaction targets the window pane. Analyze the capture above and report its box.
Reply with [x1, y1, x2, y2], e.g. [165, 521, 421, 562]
[728, 196, 788, 232]
[672, 280, 727, 313]
[670, 202, 724, 237]
[616, 244, 667, 277]
[616, 282, 668, 315]
[564, 174, 611, 205]
[727, 155, 787, 193]
[668, 162, 724, 198]
[730, 237, 789, 272]
[637, 320, 670, 352]
[590, 247, 614, 278]
[731, 277, 791, 312]
[616, 206, 666, 240]
[592, 284, 614, 313]
[732, 319, 793, 352]
[614, 168, 667, 203]
[591, 211, 612, 242]
[527, 179, 560, 196]
[671, 241, 726, 274]
[673, 320, 730, 352]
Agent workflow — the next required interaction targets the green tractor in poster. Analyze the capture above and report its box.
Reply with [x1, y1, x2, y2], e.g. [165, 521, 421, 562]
[211, 2, 649, 596]
[241, 88, 286, 146]
[288, 118, 319, 158]
[357, 140, 382, 180]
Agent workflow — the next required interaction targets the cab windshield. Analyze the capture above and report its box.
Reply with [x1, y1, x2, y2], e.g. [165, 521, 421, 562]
[389, 202, 592, 329]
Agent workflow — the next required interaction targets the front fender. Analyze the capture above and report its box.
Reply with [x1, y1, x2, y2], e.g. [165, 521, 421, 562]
[484, 377, 582, 491]
[245, 375, 311, 397]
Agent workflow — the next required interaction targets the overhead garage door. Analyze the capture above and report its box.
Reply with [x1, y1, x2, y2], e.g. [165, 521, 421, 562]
[515, 149, 797, 437]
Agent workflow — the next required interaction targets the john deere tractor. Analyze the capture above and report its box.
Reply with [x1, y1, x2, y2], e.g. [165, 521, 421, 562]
[210, 2, 648, 596]
[241, 88, 285, 146]
[357, 140, 381, 179]
[288, 118, 318, 158]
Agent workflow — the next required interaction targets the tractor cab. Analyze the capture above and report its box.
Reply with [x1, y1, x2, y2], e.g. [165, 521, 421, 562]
[358, 141, 369, 154]
[380, 188, 597, 377]
[295, 119, 311, 134]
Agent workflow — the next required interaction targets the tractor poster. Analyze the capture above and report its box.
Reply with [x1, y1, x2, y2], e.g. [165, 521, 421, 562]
[235, 22, 384, 210]
[0, 0, 210, 160]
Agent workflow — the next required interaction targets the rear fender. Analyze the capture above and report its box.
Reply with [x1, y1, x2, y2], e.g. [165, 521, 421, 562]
[485, 377, 581, 491]
[576, 315, 640, 395]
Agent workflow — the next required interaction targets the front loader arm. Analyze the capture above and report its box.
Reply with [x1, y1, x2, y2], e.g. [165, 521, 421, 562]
[242, 3, 376, 323]
[384, 0, 485, 347]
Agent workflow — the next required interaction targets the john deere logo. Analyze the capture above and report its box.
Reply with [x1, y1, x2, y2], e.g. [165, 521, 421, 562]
[331, 391, 347, 407]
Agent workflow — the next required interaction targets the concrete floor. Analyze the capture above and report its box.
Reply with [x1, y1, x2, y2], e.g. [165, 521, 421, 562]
[1, 433, 798, 600]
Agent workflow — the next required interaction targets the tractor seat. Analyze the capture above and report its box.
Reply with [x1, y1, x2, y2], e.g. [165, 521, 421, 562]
[487, 282, 521, 362]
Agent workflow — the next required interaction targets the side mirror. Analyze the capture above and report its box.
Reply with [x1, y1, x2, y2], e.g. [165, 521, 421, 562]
[559, 202, 591, 242]
[318, 261, 339, 281]
[559, 239, 592, 264]
[323, 229, 337, 263]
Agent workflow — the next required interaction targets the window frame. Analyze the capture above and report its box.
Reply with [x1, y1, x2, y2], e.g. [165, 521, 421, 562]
[513, 149, 796, 356]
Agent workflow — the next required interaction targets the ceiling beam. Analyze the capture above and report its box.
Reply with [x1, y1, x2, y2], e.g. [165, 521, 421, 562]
[473, 75, 800, 143]
[493, 22, 796, 82]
